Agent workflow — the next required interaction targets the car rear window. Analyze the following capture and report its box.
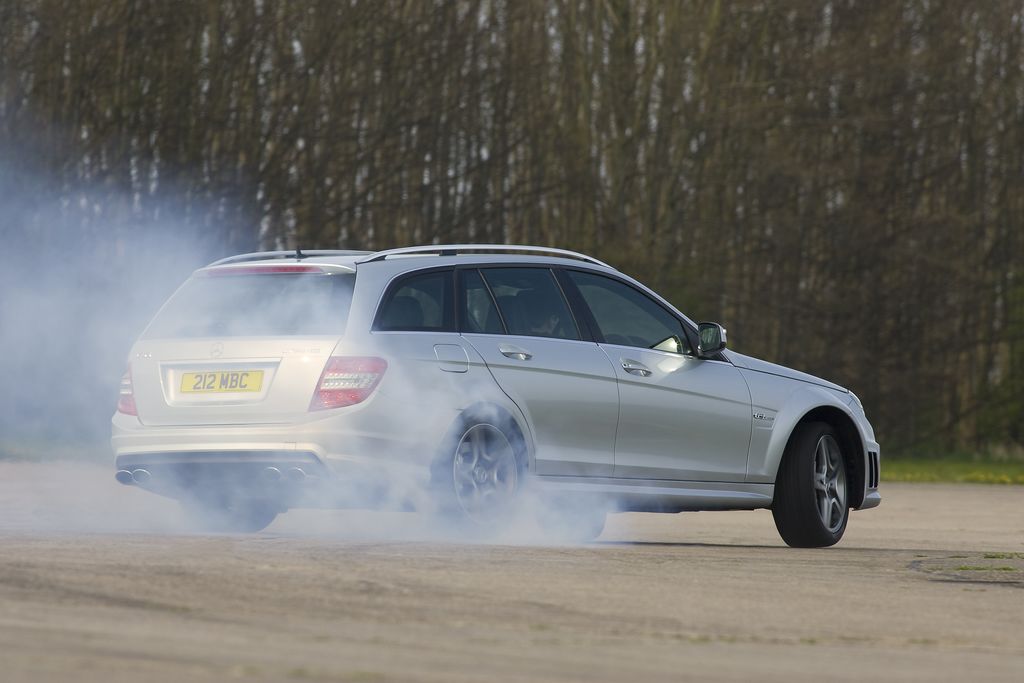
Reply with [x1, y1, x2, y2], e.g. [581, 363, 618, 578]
[143, 272, 356, 338]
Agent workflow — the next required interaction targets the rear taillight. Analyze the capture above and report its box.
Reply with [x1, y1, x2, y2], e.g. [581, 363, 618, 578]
[117, 366, 137, 415]
[310, 357, 387, 411]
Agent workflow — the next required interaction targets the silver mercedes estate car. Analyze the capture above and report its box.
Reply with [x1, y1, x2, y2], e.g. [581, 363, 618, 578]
[112, 245, 880, 546]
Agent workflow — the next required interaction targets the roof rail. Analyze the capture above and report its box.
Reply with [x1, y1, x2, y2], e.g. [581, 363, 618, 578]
[210, 250, 371, 266]
[357, 244, 614, 269]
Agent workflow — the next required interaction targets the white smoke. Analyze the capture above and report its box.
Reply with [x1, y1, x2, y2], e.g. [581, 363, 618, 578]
[0, 156, 235, 456]
[0, 158, 619, 545]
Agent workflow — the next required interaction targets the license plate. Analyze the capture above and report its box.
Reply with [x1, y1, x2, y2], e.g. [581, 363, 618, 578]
[180, 370, 264, 394]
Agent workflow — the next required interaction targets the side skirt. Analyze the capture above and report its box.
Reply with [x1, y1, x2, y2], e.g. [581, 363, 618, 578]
[533, 475, 774, 513]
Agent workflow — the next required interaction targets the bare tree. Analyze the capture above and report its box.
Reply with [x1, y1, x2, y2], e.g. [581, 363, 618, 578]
[2, 0, 1023, 455]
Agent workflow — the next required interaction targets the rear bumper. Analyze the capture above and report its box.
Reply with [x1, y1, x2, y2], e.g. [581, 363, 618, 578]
[114, 451, 339, 507]
[110, 412, 435, 508]
[112, 410, 437, 467]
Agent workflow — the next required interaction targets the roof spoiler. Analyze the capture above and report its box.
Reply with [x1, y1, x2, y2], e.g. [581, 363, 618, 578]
[209, 250, 372, 266]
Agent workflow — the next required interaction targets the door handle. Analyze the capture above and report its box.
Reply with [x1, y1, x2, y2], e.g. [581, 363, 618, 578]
[499, 344, 533, 361]
[621, 359, 652, 377]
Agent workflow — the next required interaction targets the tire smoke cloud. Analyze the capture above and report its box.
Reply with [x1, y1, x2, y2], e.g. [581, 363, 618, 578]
[0, 156, 615, 545]
[0, 154, 235, 452]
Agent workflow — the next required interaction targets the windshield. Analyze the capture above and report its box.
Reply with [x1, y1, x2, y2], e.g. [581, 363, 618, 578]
[143, 272, 356, 339]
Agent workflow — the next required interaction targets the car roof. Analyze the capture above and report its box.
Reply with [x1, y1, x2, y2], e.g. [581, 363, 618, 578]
[204, 245, 619, 274]
[198, 245, 699, 332]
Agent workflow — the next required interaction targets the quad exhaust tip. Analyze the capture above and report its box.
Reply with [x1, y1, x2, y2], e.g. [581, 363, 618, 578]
[115, 468, 152, 485]
[263, 466, 308, 484]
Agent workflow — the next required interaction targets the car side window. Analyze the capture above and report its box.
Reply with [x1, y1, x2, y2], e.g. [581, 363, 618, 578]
[459, 270, 505, 334]
[566, 270, 691, 353]
[376, 270, 454, 331]
[480, 268, 579, 340]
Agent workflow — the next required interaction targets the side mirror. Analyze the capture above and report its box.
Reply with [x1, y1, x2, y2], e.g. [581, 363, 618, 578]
[697, 322, 727, 357]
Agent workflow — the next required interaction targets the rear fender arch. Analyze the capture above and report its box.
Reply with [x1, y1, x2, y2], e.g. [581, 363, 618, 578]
[430, 401, 534, 484]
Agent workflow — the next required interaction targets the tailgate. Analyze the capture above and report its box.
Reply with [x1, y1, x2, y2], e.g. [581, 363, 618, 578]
[131, 338, 337, 426]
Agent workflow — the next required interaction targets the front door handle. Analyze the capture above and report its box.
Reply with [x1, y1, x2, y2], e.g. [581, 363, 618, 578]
[499, 343, 533, 361]
[621, 359, 652, 377]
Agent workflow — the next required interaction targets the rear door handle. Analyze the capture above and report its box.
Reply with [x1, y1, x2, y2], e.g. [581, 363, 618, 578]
[499, 344, 533, 361]
[621, 359, 652, 377]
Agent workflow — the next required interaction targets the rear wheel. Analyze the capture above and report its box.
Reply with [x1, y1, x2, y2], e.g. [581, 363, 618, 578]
[452, 423, 520, 521]
[180, 494, 279, 533]
[434, 421, 523, 533]
[772, 422, 849, 548]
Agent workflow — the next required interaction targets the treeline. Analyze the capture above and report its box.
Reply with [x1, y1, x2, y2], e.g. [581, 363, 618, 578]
[2, 1, 1023, 455]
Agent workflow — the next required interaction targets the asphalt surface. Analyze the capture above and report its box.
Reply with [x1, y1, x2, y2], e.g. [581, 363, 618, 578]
[0, 462, 1021, 682]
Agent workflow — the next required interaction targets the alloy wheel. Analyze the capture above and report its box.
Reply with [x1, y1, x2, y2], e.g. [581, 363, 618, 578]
[452, 423, 519, 522]
[813, 434, 847, 533]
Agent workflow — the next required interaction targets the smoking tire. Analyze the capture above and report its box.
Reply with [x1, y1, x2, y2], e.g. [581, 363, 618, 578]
[433, 417, 526, 533]
[180, 495, 279, 533]
[772, 421, 849, 548]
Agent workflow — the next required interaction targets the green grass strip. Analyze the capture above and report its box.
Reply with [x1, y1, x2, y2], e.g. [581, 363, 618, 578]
[882, 458, 1024, 485]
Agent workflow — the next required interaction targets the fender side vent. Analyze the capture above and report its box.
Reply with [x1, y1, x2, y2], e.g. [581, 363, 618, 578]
[868, 451, 880, 489]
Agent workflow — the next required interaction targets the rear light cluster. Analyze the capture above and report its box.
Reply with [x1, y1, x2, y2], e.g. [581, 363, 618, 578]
[117, 366, 137, 416]
[310, 357, 387, 411]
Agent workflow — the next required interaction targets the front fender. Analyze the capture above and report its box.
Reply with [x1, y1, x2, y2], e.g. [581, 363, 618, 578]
[743, 374, 871, 486]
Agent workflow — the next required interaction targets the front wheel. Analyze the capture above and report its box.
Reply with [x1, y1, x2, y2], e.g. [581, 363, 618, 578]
[772, 422, 849, 548]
